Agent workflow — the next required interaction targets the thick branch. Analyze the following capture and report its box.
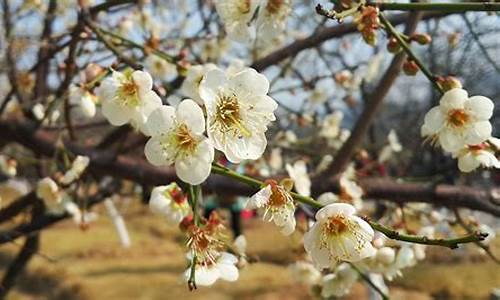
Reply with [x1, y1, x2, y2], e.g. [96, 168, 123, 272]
[1, 120, 499, 216]
[251, 12, 449, 71]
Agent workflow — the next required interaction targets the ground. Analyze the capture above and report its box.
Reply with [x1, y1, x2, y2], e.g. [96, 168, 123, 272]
[1, 199, 499, 300]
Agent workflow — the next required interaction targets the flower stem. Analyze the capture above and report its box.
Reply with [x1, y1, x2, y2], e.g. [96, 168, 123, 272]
[369, 2, 500, 12]
[210, 164, 488, 248]
[187, 184, 200, 290]
[349, 263, 389, 300]
[378, 12, 444, 94]
[367, 219, 487, 249]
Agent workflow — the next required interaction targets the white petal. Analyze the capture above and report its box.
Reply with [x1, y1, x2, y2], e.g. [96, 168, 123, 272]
[229, 68, 270, 96]
[144, 137, 175, 166]
[80, 93, 96, 118]
[132, 70, 153, 92]
[315, 203, 356, 221]
[280, 215, 296, 236]
[176, 99, 205, 134]
[439, 88, 468, 111]
[247, 185, 272, 209]
[421, 106, 444, 136]
[465, 96, 494, 120]
[101, 101, 130, 126]
[149, 186, 170, 214]
[185, 266, 220, 286]
[145, 106, 176, 137]
[175, 139, 214, 185]
[439, 128, 465, 153]
[222, 132, 268, 163]
[463, 121, 492, 145]
[199, 68, 227, 107]
[458, 153, 480, 172]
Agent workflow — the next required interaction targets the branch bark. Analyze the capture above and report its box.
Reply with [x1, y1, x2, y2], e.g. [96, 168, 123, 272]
[1, 120, 499, 217]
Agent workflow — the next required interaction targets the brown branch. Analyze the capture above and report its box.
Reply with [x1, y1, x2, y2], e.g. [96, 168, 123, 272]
[0, 198, 44, 298]
[0, 120, 499, 217]
[322, 11, 423, 177]
[251, 12, 450, 71]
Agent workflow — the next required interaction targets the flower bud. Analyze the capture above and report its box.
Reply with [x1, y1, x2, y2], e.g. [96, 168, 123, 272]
[84, 63, 104, 83]
[376, 247, 396, 265]
[410, 33, 432, 45]
[436, 76, 462, 92]
[386, 37, 401, 53]
[403, 59, 419, 76]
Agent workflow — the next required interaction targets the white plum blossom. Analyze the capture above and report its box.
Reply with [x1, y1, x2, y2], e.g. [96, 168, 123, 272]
[289, 261, 321, 285]
[145, 55, 176, 80]
[304, 203, 375, 269]
[36, 177, 62, 203]
[320, 111, 344, 139]
[69, 84, 97, 118]
[180, 64, 217, 104]
[320, 263, 358, 298]
[268, 147, 283, 172]
[286, 160, 311, 197]
[144, 100, 214, 185]
[247, 181, 296, 235]
[317, 169, 364, 210]
[256, 0, 291, 42]
[184, 252, 239, 286]
[199, 67, 278, 163]
[60, 155, 90, 185]
[149, 183, 191, 224]
[453, 138, 500, 172]
[421, 88, 494, 153]
[378, 129, 402, 163]
[215, 0, 258, 43]
[96, 69, 162, 133]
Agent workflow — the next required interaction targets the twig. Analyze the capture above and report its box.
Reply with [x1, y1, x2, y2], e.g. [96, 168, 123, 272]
[367, 219, 487, 249]
[379, 12, 444, 94]
[349, 263, 389, 300]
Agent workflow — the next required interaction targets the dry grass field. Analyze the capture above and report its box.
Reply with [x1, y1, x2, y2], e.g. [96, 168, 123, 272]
[1, 200, 499, 300]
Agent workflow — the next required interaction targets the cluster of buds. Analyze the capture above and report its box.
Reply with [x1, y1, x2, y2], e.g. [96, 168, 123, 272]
[354, 6, 380, 46]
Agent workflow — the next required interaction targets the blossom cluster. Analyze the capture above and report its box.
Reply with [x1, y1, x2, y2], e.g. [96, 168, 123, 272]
[421, 87, 500, 172]
[96, 65, 278, 185]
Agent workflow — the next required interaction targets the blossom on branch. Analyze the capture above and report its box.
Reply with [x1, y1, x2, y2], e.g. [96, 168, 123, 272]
[149, 183, 191, 225]
[304, 203, 375, 269]
[421, 88, 494, 153]
[199, 67, 277, 163]
[247, 179, 296, 235]
[96, 69, 162, 134]
[144, 100, 214, 185]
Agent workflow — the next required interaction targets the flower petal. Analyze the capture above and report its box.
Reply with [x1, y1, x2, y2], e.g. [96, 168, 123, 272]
[175, 138, 214, 185]
[315, 203, 356, 221]
[199, 68, 227, 107]
[144, 136, 176, 166]
[176, 99, 205, 134]
[132, 70, 153, 93]
[463, 121, 492, 145]
[466, 96, 494, 120]
[439, 88, 468, 111]
[101, 101, 130, 126]
[421, 106, 444, 136]
[145, 106, 176, 137]
[230, 68, 270, 96]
